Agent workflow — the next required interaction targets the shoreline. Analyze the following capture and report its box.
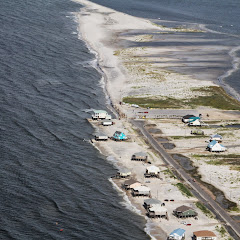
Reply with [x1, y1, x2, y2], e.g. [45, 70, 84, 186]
[73, 0, 240, 239]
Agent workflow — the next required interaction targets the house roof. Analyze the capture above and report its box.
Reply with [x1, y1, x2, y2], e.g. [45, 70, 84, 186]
[144, 198, 161, 205]
[210, 134, 222, 139]
[182, 115, 195, 119]
[93, 110, 107, 114]
[175, 205, 193, 212]
[149, 205, 167, 215]
[169, 228, 186, 237]
[147, 165, 160, 173]
[129, 182, 142, 189]
[207, 140, 217, 148]
[133, 185, 150, 192]
[118, 168, 131, 174]
[124, 179, 138, 186]
[193, 230, 216, 237]
[133, 152, 148, 157]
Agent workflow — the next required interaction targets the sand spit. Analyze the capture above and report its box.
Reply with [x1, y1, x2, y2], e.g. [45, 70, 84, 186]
[74, 0, 239, 239]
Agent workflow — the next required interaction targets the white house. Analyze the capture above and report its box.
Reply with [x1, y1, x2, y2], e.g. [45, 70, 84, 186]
[132, 185, 151, 196]
[145, 165, 160, 178]
[207, 140, 226, 152]
[168, 228, 186, 240]
[92, 110, 112, 120]
[148, 205, 168, 218]
[193, 230, 217, 240]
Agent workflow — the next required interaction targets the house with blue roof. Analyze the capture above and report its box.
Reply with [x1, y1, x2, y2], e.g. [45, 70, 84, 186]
[168, 228, 186, 240]
[206, 140, 226, 152]
[112, 131, 127, 141]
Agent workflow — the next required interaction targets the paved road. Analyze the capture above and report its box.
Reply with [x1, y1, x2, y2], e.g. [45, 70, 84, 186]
[131, 119, 240, 239]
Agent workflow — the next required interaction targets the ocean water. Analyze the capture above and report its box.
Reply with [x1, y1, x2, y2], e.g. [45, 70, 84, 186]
[0, 0, 148, 239]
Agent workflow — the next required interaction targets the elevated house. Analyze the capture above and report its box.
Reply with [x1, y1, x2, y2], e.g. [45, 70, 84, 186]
[132, 185, 151, 197]
[206, 140, 226, 152]
[168, 228, 186, 240]
[94, 133, 108, 141]
[209, 134, 223, 142]
[188, 117, 201, 126]
[144, 165, 160, 178]
[131, 152, 148, 161]
[193, 230, 217, 240]
[92, 110, 111, 120]
[116, 168, 131, 178]
[182, 115, 196, 123]
[144, 198, 162, 209]
[129, 182, 142, 190]
[173, 205, 198, 218]
[148, 205, 168, 219]
[112, 131, 127, 141]
[123, 179, 139, 190]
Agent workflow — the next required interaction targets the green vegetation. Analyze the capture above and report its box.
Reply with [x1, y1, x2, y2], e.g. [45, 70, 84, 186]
[189, 86, 240, 110]
[215, 225, 227, 238]
[175, 183, 193, 197]
[122, 86, 240, 110]
[192, 154, 240, 170]
[170, 135, 206, 139]
[195, 201, 214, 218]
[230, 206, 240, 212]
[123, 97, 183, 109]
[162, 169, 176, 179]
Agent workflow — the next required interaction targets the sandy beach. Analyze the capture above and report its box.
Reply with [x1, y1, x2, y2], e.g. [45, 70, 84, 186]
[74, 0, 240, 239]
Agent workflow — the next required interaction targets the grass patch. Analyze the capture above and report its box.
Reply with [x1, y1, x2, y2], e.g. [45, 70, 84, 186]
[187, 86, 240, 110]
[170, 135, 206, 139]
[123, 97, 183, 109]
[175, 183, 193, 197]
[123, 86, 240, 110]
[195, 201, 214, 218]
[162, 169, 177, 179]
[215, 225, 227, 238]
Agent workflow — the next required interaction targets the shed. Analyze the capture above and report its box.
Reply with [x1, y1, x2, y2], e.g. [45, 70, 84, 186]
[148, 205, 168, 218]
[210, 134, 223, 142]
[173, 205, 197, 218]
[132, 185, 151, 197]
[182, 115, 196, 123]
[145, 165, 160, 178]
[168, 228, 186, 240]
[102, 119, 113, 126]
[116, 168, 131, 178]
[144, 198, 162, 209]
[206, 140, 226, 152]
[193, 230, 217, 240]
[112, 131, 127, 141]
[131, 152, 148, 161]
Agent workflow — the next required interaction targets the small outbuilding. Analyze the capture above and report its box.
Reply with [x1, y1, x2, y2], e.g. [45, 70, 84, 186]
[206, 140, 226, 152]
[210, 134, 223, 142]
[148, 205, 168, 219]
[193, 230, 217, 240]
[116, 168, 131, 178]
[173, 205, 198, 218]
[102, 119, 113, 126]
[144, 198, 162, 209]
[168, 228, 186, 240]
[145, 165, 160, 178]
[112, 131, 127, 141]
[132, 185, 151, 197]
[131, 152, 148, 161]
